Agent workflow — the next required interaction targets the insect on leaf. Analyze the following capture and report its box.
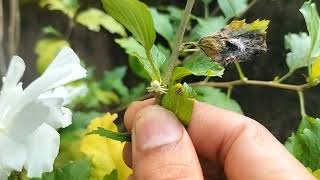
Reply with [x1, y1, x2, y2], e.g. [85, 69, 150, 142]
[161, 83, 195, 126]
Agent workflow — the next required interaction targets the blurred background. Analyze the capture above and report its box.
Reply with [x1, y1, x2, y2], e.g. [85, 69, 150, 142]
[1, 0, 320, 142]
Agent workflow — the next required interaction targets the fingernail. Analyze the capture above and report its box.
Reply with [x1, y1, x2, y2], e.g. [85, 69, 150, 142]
[134, 106, 183, 150]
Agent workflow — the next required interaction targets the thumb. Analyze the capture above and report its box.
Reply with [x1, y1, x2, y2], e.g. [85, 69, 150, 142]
[130, 105, 203, 180]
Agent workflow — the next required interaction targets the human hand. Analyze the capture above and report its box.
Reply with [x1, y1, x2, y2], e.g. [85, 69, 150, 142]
[123, 99, 315, 180]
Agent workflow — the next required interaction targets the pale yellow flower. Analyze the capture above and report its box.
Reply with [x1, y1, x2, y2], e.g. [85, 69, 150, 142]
[80, 113, 131, 180]
[310, 57, 320, 85]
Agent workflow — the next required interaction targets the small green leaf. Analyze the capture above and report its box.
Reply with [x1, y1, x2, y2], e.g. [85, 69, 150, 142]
[115, 38, 166, 80]
[217, 0, 248, 19]
[100, 67, 129, 97]
[161, 83, 195, 126]
[103, 170, 118, 180]
[121, 83, 146, 104]
[190, 16, 227, 40]
[39, 0, 79, 18]
[172, 54, 225, 82]
[31, 159, 91, 180]
[150, 8, 175, 43]
[76, 8, 127, 36]
[166, 6, 184, 21]
[300, 1, 320, 58]
[102, 0, 156, 51]
[284, 33, 311, 72]
[89, 127, 132, 142]
[42, 26, 63, 37]
[193, 86, 243, 114]
[285, 116, 320, 171]
[35, 38, 69, 74]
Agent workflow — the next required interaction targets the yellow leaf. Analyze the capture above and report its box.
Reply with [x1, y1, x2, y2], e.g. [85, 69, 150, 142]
[35, 38, 69, 74]
[80, 113, 131, 180]
[226, 19, 270, 34]
[310, 56, 320, 85]
[313, 169, 320, 179]
[246, 19, 270, 34]
[227, 20, 246, 30]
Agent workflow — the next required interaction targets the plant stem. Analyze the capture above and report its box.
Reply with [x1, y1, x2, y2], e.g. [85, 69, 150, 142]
[191, 79, 311, 91]
[0, 0, 6, 77]
[298, 91, 306, 117]
[277, 71, 293, 83]
[227, 86, 233, 98]
[202, 76, 211, 84]
[8, 0, 20, 57]
[204, 3, 209, 19]
[235, 62, 246, 80]
[163, 0, 195, 85]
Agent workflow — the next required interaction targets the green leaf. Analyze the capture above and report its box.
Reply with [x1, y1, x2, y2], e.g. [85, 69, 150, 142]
[39, 0, 79, 18]
[128, 56, 150, 80]
[166, 6, 184, 21]
[103, 170, 118, 180]
[161, 83, 195, 126]
[284, 33, 311, 72]
[89, 127, 132, 142]
[42, 26, 63, 37]
[285, 116, 320, 171]
[35, 38, 69, 74]
[116, 37, 166, 80]
[101, 0, 156, 51]
[172, 54, 225, 82]
[300, 1, 320, 58]
[193, 86, 243, 114]
[76, 8, 127, 36]
[100, 67, 129, 97]
[150, 8, 175, 43]
[190, 16, 227, 41]
[32, 159, 91, 180]
[217, 0, 249, 19]
[201, 0, 213, 4]
[121, 83, 146, 104]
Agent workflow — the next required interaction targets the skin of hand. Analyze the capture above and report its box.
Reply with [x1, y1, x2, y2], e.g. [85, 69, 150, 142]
[123, 99, 315, 180]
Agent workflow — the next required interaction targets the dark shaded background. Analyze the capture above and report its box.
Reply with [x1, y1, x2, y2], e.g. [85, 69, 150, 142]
[3, 0, 320, 142]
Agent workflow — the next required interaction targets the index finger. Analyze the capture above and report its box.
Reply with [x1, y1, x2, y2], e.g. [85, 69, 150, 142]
[188, 102, 314, 180]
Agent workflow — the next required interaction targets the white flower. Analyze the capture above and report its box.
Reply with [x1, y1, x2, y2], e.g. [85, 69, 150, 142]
[146, 80, 167, 94]
[0, 47, 87, 179]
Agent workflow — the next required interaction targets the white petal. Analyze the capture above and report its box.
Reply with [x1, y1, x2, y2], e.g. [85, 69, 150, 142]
[0, 133, 26, 172]
[38, 97, 72, 129]
[20, 48, 86, 107]
[0, 167, 9, 180]
[5, 101, 49, 140]
[24, 124, 59, 178]
[1, 56, 25, 93]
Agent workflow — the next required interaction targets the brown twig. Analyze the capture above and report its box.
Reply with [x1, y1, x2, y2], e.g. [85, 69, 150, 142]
[190, 79, 311, 92]
[8, 0, 20, 57]
[0, 0, 6, 77]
